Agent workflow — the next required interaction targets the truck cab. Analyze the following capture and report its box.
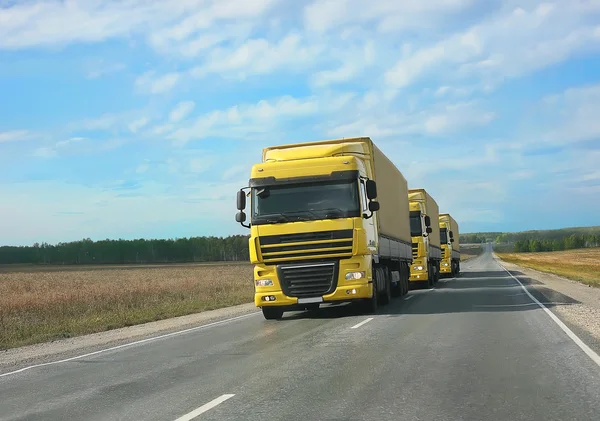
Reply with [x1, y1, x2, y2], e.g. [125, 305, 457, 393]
[235, 137, 412, 320]
[439, 213, 461, 277]
[408, 189, 442, 288]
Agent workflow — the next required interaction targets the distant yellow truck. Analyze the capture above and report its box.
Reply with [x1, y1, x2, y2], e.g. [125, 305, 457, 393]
[235, 137, 413, 320]
[408, 188, 442, 288]
[439, 213, 460, 277]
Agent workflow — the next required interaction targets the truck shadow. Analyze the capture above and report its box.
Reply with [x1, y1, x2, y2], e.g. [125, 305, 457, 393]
[281, 269, 581, 320]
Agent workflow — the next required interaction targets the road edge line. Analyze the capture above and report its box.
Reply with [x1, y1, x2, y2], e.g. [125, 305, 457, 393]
[0, 312, 260, 379]
[495, 257, 600, 368]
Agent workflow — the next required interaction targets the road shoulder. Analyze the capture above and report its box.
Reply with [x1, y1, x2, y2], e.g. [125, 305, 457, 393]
[494, 253, 600, 354]
[1, 302, 257, 374]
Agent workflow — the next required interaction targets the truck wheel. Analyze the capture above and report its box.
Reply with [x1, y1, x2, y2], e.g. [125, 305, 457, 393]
[262, 307, 284, 320]
[380, 267, 392, 305]
[363, 272, 379, 314]
[435, 263, 441, 283]
[427, 264, 434, 289]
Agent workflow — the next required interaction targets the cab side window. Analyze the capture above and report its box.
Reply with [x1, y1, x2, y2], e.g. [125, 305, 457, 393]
[359, 180, 368, 211]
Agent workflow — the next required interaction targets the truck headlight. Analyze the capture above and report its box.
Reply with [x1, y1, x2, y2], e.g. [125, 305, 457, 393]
[345, 271, 365, 281]
[255, 279, 274, 287]
[443, 263, 449, 266]
[414, 265, 424, 271]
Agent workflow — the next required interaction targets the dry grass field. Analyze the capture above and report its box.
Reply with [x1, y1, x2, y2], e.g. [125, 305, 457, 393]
[496, 248, 600, 288]
[0, 263, 254, 350]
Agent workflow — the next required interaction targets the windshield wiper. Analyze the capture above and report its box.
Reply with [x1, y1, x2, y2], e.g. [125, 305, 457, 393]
[319, 208, 346, 218]
[282, 210, 319, 220]
[261, 212, 309, 224]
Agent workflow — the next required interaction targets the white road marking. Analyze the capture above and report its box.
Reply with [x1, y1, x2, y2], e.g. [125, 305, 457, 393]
[0, 312, 260, 378]
[404, 295, 414, 301]
[174, 394, 235, 421]
[351, 317, 374, 329]
[496, 260, 600, 368]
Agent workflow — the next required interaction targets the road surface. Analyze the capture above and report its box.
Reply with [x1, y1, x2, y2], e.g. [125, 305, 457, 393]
[1, 248, 599, 421]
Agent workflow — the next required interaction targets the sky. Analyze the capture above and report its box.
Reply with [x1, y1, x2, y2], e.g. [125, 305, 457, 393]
[1, 0, 600, 246]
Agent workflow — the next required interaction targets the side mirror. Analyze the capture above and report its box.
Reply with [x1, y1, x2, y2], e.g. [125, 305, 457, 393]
[426, 227, 433, 234]
[235, 212, 246, 223]
[368, 201, 380, 212]
[366, 180, 377, 199]
[450, 238, 455, 243]
[424, 215, 431, 227]
[236, 190, 246, 211]
[449, 230, 454, 238]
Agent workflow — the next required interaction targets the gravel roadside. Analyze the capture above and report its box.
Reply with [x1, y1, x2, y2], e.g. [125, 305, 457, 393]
[494, 253, 600, 351]
[1, 302, 258, 375]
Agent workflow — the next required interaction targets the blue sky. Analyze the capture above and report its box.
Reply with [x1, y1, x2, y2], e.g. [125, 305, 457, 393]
[1, 0, 600, 246]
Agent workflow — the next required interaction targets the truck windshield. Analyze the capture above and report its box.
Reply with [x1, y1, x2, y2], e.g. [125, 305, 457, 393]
[440, 228, 448, 244]
[410, 211, 422, 236]
[252, 180, 360, 224]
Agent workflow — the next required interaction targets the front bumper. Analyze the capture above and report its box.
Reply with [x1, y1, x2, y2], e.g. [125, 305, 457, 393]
[440, 260, 452, 273]
[409, 260, 429, 282]
[253, 256, 373, 308]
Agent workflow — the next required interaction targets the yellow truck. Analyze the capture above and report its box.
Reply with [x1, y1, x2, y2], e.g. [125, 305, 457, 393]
[235, 137, 413, 320]
[408, 188, 442, 288]
[439, 213, 460, 277]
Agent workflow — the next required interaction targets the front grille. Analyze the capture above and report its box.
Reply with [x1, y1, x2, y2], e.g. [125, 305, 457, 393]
[277, 262, 338, 298]
[441, 246, 447, 258]
[260, 229, 353, 263]
[412, 242, 419, 258]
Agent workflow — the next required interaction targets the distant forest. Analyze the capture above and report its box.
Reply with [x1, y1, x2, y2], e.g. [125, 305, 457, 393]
[0, 236, 250, 265]
[2, 226, 599, 265]
[465, 226, 600, 253]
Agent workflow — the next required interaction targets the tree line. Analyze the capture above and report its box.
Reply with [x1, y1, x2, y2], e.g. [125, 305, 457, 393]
[0, 236, 251, 265]
[512, 234, 599, 253]
[494, 226, 600, 253]
[459, 233, 502, 244]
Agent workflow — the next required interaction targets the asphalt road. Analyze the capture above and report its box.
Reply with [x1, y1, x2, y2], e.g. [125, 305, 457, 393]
[1, 248, 599, 421]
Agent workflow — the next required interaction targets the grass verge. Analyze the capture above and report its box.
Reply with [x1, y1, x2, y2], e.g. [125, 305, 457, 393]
[0, 263, 254, 350]
[496, 248, 600, 288]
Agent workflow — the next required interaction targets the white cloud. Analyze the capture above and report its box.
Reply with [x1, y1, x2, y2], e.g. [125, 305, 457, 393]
[32, 137, 87, 159]
[87, 61, 126, 79]
[128, 117, 150, 133]
[539, 84, 600, 145]
[135, 71, 181, 94]
[33, 147, 58, 158]
[423, 102, 496, 135]
[310, 41, 375, 87]
[385, 2, 600, 90]
[303, 0, 474, 33]
[0, 180, 245, 245]
[325, 93, 496, 139]
[0, 0, 279, 50]
[0, 130, 31, 143]
[222, 165, 249, 181]
[67, 114, 120, 132]
[189, 157, 213, 173]
[169, 101, 196, 123]
[136, 163, 150, 174]
[190, 33, 324, 80]
[167, 94, 331, 145]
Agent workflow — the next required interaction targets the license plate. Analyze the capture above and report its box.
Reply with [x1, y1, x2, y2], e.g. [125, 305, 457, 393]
[297, 297, 323, 304]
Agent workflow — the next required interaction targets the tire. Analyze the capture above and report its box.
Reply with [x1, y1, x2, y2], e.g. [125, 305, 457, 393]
[262, 307, 284, 320]
[435, 262, 440, 284]
[427, 264, 434, 288]
[402, 263, 409, 296]
[363, 268, 379, 314]
[391, 267, 402, 298]
[380, 267, 392, 305]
